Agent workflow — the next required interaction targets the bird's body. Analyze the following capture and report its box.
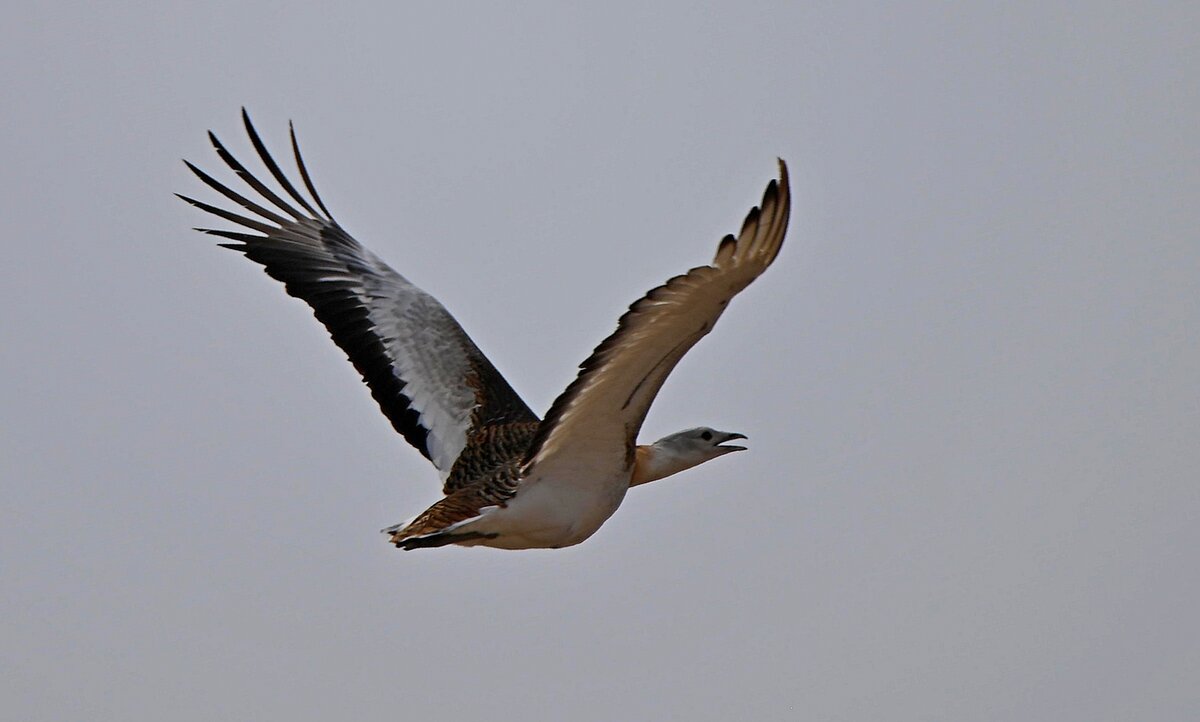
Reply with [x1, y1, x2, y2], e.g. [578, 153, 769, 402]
[181, 111, 790, 550]
[445, 464, 633, 550]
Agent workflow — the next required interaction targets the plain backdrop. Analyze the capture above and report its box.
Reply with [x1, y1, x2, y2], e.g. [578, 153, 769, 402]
[2, 2, 1197, 720]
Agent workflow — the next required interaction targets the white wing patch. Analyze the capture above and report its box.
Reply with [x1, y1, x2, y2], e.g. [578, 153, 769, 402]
[364, 271, 478, 476]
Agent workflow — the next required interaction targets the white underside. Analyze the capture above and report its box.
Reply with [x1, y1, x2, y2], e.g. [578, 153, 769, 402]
[451, 466, 633, 549]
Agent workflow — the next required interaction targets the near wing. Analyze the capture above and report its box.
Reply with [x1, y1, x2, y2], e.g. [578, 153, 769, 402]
[178, 110, 538, 481]
[522, 160, 790, 482]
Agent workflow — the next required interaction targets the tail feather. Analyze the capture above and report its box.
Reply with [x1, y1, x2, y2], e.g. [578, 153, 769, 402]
[390, 530, 498, 550]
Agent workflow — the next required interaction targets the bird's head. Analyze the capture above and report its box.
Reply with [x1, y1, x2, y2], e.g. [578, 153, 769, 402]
[631, 427, 748, 486]
[655, 426, 747, 460]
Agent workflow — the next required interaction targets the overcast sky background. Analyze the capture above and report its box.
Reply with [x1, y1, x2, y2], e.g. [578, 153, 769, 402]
[3, 2, 1198, 720]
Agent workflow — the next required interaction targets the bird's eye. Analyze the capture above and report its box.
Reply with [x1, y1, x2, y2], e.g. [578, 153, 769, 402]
[701, 431, 713, 441]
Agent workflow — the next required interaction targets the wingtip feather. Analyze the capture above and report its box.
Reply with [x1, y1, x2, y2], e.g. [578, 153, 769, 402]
[714, 233, 737, 266]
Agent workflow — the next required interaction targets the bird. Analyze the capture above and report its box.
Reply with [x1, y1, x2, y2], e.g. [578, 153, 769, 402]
[179, 110, 791, 550]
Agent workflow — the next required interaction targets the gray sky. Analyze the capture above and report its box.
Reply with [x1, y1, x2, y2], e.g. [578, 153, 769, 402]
[3, 2, 1198, 720]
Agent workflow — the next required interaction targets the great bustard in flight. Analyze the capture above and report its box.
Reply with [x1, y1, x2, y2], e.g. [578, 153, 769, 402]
[180, 110, 791, 550]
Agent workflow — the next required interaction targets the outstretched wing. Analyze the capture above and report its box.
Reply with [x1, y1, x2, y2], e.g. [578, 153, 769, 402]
[522, 160, 790, 483]
[179, 110, 538, 484]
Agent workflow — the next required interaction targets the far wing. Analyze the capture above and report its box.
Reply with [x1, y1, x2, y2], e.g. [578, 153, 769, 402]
[179, 110, 538, 483]
[522, 160, 790, 483]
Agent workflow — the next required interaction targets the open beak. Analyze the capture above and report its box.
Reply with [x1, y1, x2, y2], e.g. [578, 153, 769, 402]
[716, 431, 748, 453]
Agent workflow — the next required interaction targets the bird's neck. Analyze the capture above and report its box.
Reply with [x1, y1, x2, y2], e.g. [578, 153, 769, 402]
[630, 444, 693, 487]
